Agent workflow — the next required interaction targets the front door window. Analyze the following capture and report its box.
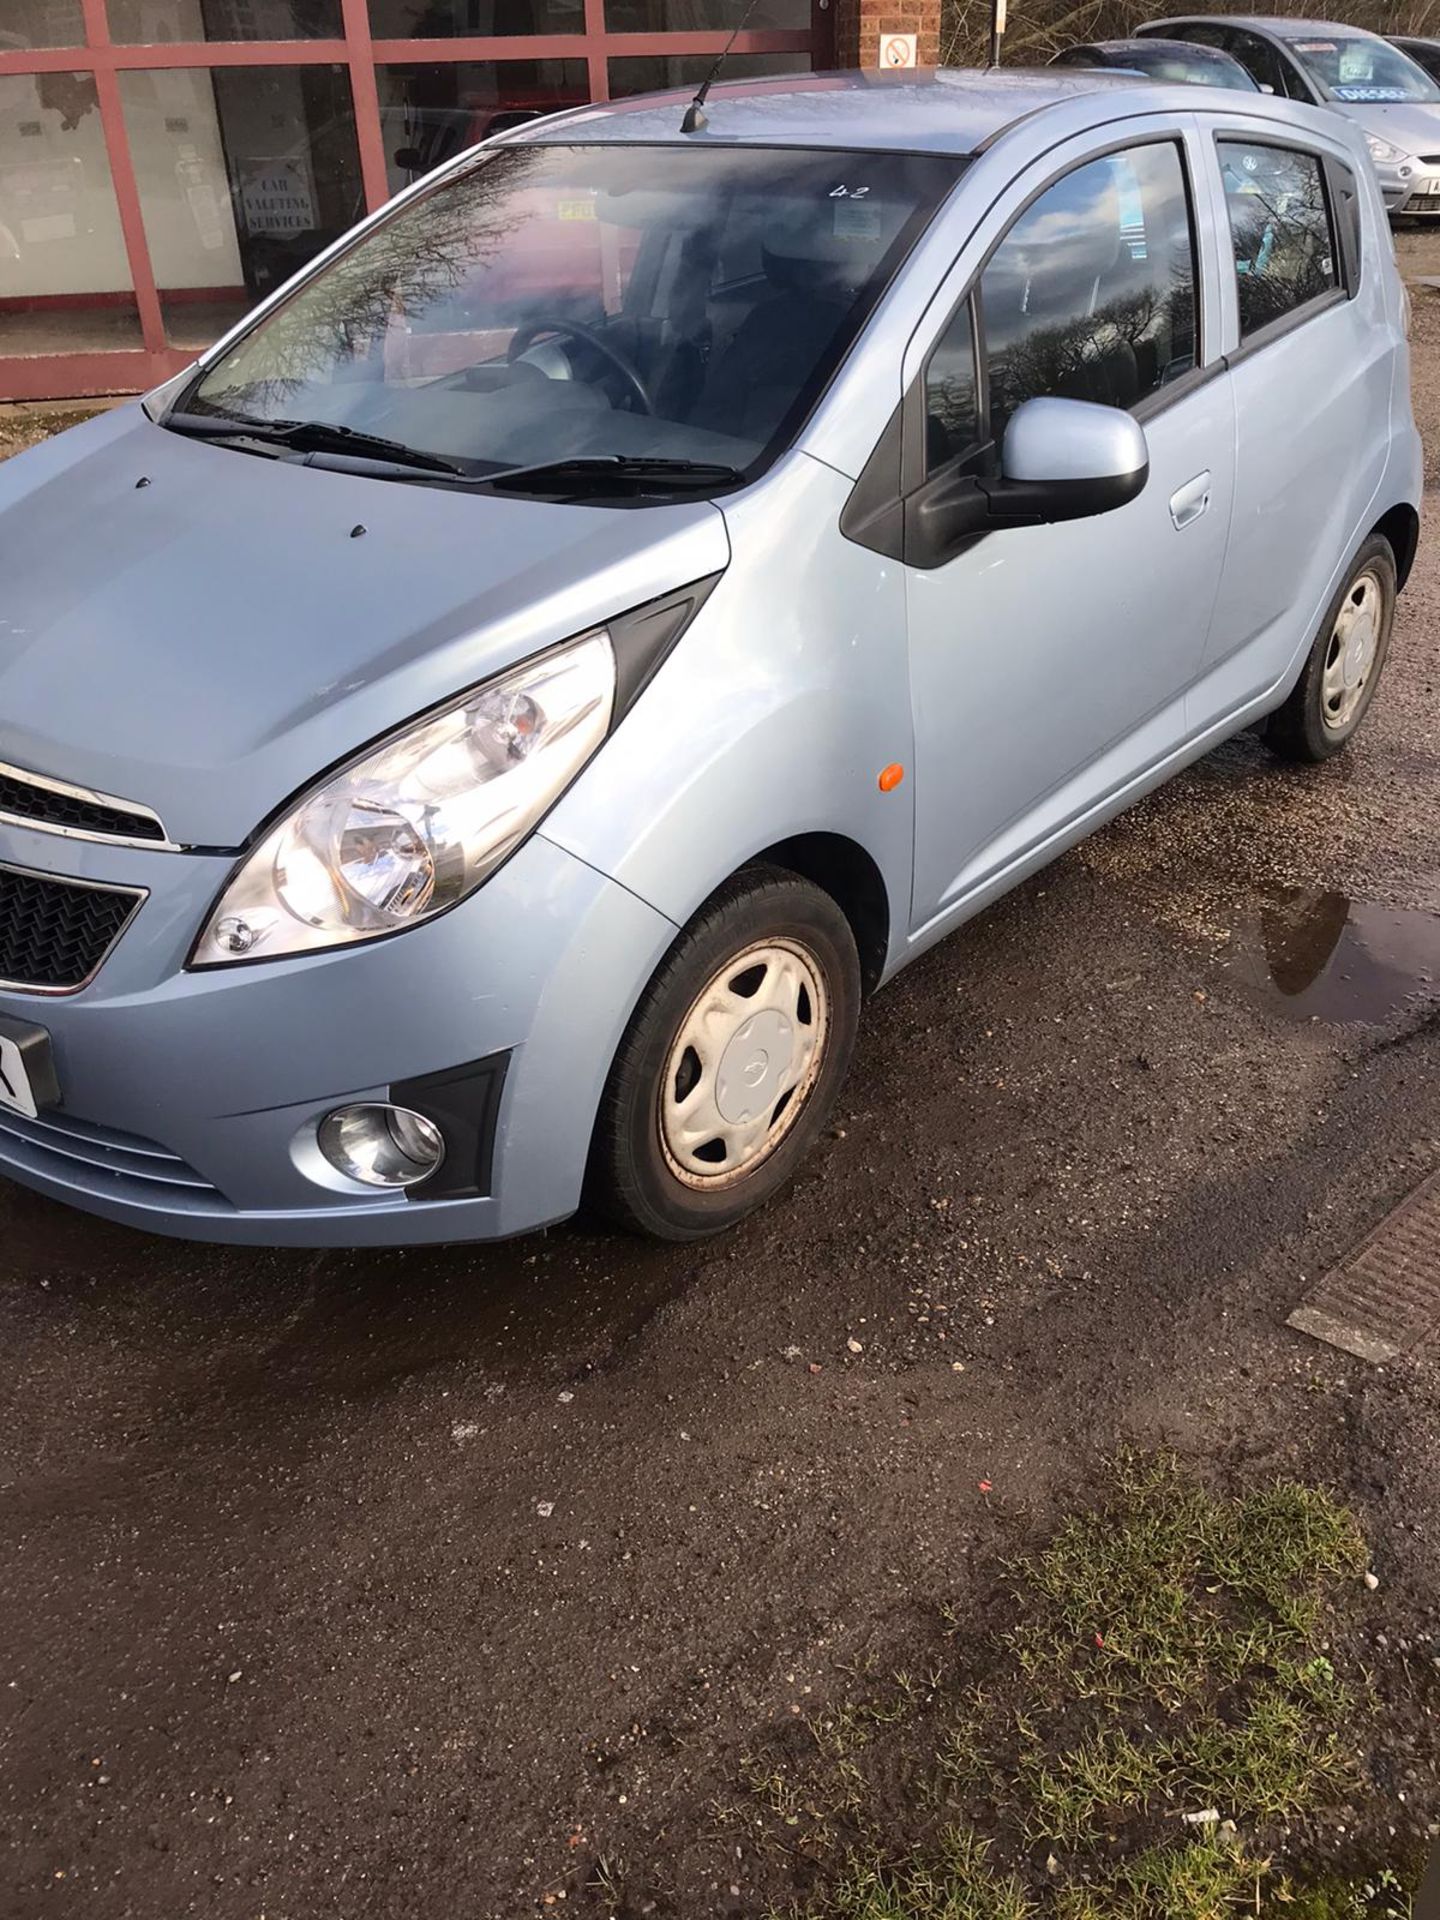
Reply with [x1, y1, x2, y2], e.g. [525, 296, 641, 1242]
[979, 142, 1198, 445]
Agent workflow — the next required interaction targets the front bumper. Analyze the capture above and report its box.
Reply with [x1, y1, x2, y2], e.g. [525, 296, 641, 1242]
[0, 821, 676, 1245]
[1377, 158, 1440, 215]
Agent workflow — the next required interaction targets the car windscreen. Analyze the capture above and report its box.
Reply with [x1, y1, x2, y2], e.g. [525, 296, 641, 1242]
[1285, 34, 1440, 104]
[1123, 45, 1259, 88]
[180, 142, 964, 494]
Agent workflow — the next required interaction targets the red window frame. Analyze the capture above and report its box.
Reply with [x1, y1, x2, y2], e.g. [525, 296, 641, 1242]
[0, 0, 829, 402]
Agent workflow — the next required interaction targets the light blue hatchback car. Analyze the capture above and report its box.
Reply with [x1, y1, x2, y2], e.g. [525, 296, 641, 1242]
[0, 69, 1421, 1246]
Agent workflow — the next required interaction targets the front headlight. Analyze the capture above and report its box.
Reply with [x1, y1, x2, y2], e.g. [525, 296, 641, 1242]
[1365, 133, 1411, 169]
[191, 631, 615, 967]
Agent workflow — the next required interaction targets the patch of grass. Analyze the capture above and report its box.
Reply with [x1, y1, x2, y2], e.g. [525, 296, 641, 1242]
[739, 1455, 1397, 1920]
[1054, 1834, 1266, 1919]
[1006, 1455, 1367, 1710]
[797, 1830, 1034, 1920]
[1272, 1866, 1415, 1917]
[1017, 1724, 1171, 1845]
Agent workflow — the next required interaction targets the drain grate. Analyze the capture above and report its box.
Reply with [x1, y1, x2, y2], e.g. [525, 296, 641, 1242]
[1289, 1167, 1440, 1363]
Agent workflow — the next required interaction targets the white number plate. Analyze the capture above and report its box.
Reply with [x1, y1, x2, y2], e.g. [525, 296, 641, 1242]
[0, 1031, 39, 1118]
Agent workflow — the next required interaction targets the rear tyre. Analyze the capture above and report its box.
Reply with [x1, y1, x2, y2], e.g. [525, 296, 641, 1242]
[588, 866, 861, 1241]
[1263, 535, 1396, 764]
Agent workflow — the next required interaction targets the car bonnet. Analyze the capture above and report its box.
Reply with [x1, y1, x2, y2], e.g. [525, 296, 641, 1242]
[0, 406, 729, 849]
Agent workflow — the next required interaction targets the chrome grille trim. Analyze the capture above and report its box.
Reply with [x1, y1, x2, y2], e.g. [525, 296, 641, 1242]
[0, 757, 180, 852]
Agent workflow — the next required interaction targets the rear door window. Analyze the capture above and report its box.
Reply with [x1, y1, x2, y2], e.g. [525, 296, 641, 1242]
[1218, 141, 1338, 339]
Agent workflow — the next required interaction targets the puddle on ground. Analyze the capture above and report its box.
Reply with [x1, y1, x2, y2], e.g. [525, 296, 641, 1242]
[1228, 889, 1440, 1025]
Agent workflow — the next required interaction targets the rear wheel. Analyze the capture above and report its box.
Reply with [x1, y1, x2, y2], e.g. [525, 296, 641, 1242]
[1263, 535, 1396, 763]
[589, 867, 861, 1241]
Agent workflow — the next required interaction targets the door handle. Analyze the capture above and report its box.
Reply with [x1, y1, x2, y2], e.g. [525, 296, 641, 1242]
[1169, 471, 1212, 531]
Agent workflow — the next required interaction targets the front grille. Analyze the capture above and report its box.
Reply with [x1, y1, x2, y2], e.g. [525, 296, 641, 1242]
[0, 862, 143, 991]
[0, 762, 168, 844]
[0, 1105, 228, 1211]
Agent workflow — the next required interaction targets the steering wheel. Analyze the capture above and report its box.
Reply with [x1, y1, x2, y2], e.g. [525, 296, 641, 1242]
[507, 317, 653, 416]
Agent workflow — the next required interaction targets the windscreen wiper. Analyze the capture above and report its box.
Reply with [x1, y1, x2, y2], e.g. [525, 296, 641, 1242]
[162, 410, 465, 476]
[480, 454, 746, 495]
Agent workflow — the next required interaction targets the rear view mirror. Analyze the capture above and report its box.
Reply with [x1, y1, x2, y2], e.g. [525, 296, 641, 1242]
[994, 395, 1150, 524]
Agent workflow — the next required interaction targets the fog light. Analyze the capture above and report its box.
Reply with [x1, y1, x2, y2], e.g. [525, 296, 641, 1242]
[317, 1104, 445, 1188]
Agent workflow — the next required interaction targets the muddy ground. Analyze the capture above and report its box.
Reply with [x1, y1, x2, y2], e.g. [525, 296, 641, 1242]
[4, 242, 1440, 1919]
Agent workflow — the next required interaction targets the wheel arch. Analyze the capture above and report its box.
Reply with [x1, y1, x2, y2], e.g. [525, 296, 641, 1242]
[747, 832, 892, 997]
[1370, 501, 1420, 590]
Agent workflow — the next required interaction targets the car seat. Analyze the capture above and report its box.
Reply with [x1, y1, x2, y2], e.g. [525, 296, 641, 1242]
[694, 202, 893, 441]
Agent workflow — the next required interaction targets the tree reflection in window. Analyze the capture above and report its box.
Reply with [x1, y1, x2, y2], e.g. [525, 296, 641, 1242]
[980, 144, 1198, 445]
[1219, 143, 1337, 338]
[925, 296, 980, 470]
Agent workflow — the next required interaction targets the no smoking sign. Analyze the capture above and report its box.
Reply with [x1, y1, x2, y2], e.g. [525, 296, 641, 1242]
[879, 31, 917, 66]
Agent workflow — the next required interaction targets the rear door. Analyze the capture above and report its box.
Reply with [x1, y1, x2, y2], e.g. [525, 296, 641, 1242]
[1185, 113, 1393, 724]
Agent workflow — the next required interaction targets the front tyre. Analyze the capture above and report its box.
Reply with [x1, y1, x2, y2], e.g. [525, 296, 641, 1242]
[1263, 535, 1396, 764]
[589, 866, 862, 1241]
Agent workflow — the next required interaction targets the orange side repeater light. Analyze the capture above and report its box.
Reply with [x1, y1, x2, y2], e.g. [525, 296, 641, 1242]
[878, 763, 905, 793]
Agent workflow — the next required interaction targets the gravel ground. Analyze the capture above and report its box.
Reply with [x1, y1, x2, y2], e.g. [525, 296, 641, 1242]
[4, 246, 1440, 1917]
[0, 403, 108, 461]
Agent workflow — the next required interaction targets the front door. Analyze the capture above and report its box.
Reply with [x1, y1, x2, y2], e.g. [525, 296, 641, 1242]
[904, 126, 1236, 934]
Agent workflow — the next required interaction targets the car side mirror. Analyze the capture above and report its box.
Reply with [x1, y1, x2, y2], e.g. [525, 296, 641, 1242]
[1258, 81, 1276, 93]
[991, 395, 1149, 525]
[891, 396, 1150, 571]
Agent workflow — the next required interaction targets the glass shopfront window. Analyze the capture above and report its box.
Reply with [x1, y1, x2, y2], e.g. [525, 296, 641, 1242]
[366, 0, 585, 36]
[0, 70, 141, 357]
[0, 0, 829, 398]
[5, 0, 87, 47]
[377, 60, 588, 195]
[608, 51, 811, 96]
[108, 0, 344, 40]
[605, 0, 807, 29]
[118, 64, 363, 347]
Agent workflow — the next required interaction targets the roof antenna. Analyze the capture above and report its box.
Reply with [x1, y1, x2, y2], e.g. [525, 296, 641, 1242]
[680, 0, 765, 133]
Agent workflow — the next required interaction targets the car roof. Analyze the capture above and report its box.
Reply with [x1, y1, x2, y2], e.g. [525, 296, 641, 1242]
[1149, 14, 1388, 44]
[515, 66, 1155, 156]
[1085, 36, 1237, 54]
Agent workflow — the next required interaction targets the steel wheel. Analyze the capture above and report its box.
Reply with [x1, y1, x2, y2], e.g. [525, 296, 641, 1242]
[1320, 568, 1383, 734]
[1264, 534, 1397, 765]
[590, 865, 861, 1241]
[658, 937, 829, 1190]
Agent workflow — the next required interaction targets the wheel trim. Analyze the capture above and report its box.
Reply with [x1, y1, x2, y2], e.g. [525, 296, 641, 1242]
[658, 938, 829, 1191]
[1321, 569, 1382, 733]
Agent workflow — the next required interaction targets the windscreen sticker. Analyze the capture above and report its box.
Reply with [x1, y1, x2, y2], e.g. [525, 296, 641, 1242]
[833, 199, 882, 240]
[1292, 40, 1336, 52]
[1332, 85, 1410, 100]
[556, 197, 597, 220]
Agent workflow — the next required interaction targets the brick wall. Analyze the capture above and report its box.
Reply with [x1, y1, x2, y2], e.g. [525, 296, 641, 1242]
[833, 0, 944, 71]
